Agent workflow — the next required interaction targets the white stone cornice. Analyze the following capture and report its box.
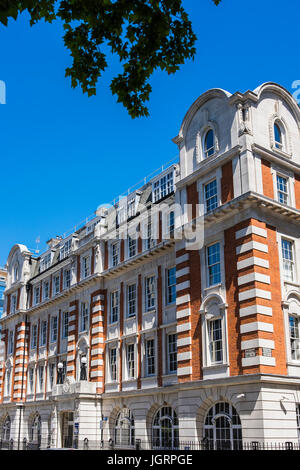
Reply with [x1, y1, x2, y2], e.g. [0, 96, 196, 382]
[252, 143, 300, 175]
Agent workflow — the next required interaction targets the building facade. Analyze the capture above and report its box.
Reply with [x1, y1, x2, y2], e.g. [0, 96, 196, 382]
[1, 82, 300, 450]
[0, 268, 7, 319]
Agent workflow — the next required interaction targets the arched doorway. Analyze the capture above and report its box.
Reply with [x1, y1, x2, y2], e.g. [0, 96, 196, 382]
[114, 408, 135, 447]
[203, 402, 242, 450]
[152, 407, 179, 449]
[30, 414, 41, 449]
[2, 415, 10, 441]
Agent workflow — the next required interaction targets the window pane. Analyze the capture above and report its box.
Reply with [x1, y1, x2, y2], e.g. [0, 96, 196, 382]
[277, 175, 288, 205]
[167, 267, 176, 304]
[282, 239, 294, 282]
[204, 130, 215, 157]
[274, 123, 282, 148]
[205, 179, 218, 212]
[207, 243, 221, 286]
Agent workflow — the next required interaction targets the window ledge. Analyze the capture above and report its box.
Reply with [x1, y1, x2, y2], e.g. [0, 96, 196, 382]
[271, 145, 292, 159]
[203, 363, 229, 370]
[287, 361, 300, 366]
[143, 309, 156, 316]
[284, 280, 300, 288]
[204, 283, 223, 292]
[198, 151, 219, 164]
[125, 315, 136, 321]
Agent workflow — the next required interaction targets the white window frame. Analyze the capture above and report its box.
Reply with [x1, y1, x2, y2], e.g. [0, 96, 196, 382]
[10, 294, 17, 314]
[271, 165, 295, 208]
[48, 362, 55, 390]
[34, 286, 40, 306]
[60, 238, 72, 260]
[50, 316, 58, 343]
[127, 198, 136, 219]
[128, 235, 137, 259]
[126, 343, 135, 380]
[198, 168, 222, 217]
[62, 311, 69, 339]
[145, 338, 155, 377]
[63, 268, 71, 289]
[40, 320, 47, 347]
[127, 283, 137, 318]
[110, 291, 119, 324]
[201, 300, 228, 369]
[38, 364, 44, 393]
[145, 276, 156, 312]
[5, 368, 11, 397]
[167, 210, 175, 237]
[166, 267, 176, 305]
[13, 263, 19, 283]
[289, 314, 300, 361]
[79, 302, 89, 332]
[43, 279, 50, 301]
[206, 242, 221, 287]
[31, 324, 38, 350]
[281, 237, 297, 283]
[40, 252, 51, 272]
[53, 274, 60, 295]
[203, 128, 215, 159]
[167, 333, 177, 374]
[152, 170, 174, 203]
[8, 331, 14, 355]
[207, 317, 223, 365]
[81, 255, 91, 280]
[111, 242, 119, 267]
[108, 347, 117, 382]
[28, 367, 35, 394]
[204, 178, 218, 213]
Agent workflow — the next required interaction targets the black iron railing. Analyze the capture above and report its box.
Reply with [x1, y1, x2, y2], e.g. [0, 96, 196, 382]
[2, 437, 300, 451]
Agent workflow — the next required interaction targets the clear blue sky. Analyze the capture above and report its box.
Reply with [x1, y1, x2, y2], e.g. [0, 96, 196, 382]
[0, 0, 299, 265]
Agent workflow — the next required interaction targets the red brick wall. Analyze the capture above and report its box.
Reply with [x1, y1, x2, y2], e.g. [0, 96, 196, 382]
[221, 160, 234, 204]
[261, 159, 274, 198]
[294, 173, 300, 210]
[189, 250, 202, 381]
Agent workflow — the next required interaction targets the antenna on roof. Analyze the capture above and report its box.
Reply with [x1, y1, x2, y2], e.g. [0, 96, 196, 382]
[35, 236, 40, 254]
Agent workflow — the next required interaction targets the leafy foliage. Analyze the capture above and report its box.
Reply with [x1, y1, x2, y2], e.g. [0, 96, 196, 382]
[0, 0, 221, 117]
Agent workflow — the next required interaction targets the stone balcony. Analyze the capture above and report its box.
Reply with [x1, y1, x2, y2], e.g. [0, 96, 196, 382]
[52, 379, 97, 397]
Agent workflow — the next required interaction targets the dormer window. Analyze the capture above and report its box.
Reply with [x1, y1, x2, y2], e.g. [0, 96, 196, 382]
[274, 122, 283, 150]
[40, 253, 51, 272]
[204, 129, 215, 158]
[60, 239, 72, 260]
[116, 200, 126, 226]
[152, 171, 174, 203]
[127, 198, 136, 219]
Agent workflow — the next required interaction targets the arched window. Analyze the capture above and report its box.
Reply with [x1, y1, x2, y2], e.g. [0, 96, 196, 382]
[204, 129, 215, 158]
[203, 402, 242, 450]
[2, 416, 11, 441]
[274, 121, 283, 150]
[152, 406, 179, 449]
[114, 408, 135, 447]
[31, 414, 41, 445]
[13, 263, 19, 283]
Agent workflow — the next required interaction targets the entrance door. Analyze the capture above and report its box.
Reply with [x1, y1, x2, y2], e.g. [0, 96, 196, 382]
[61, 412, 74, 448]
